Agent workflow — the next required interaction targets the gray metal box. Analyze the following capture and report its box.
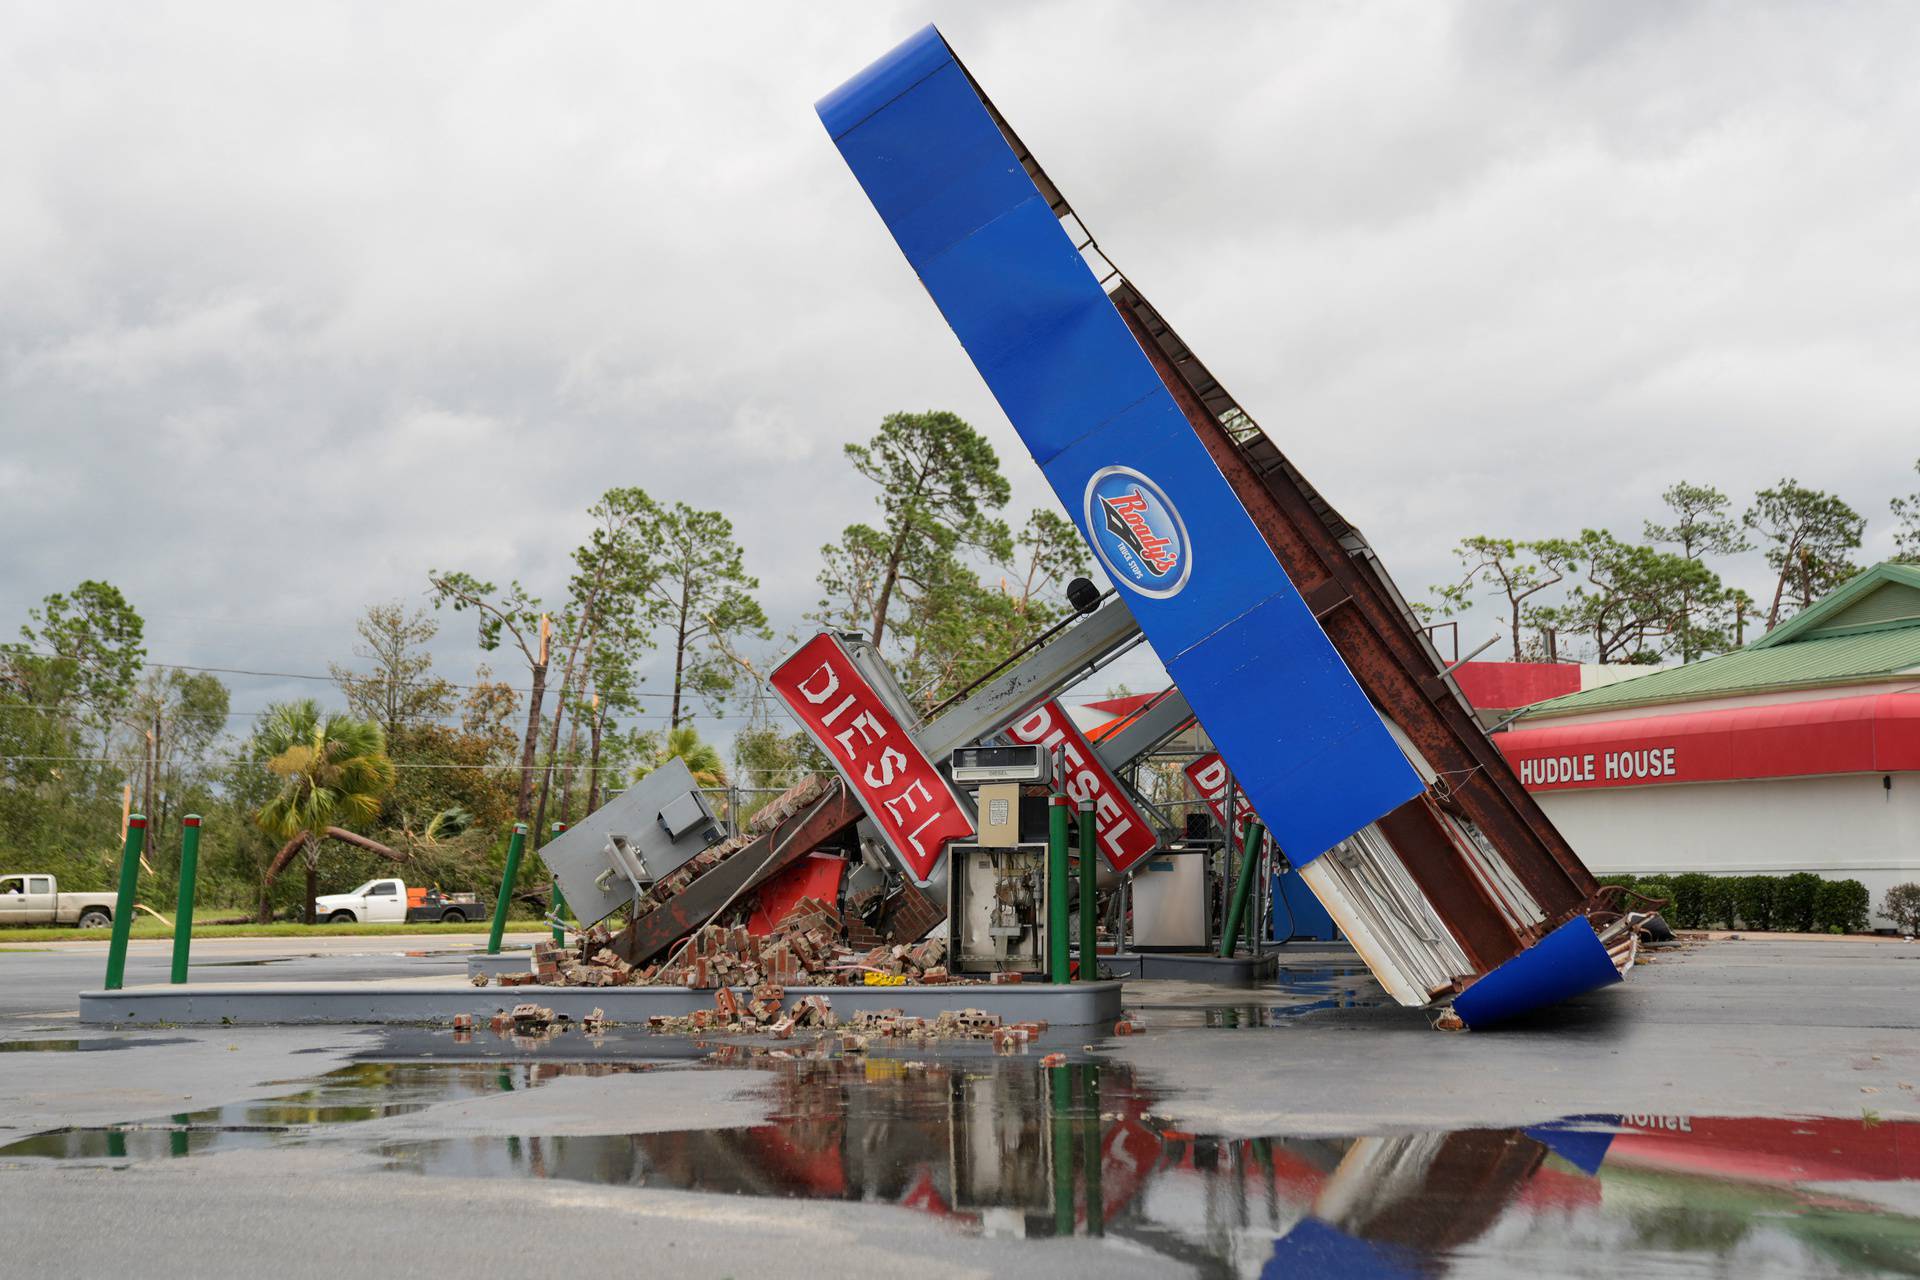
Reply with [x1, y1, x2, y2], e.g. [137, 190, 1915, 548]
[534, 758, 725, 928]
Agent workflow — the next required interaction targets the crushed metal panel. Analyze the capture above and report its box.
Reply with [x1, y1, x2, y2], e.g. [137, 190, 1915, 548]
[608, 781, 866, 967]
[915, 597, 1141, 760]
[1092, 686, 1194, 770]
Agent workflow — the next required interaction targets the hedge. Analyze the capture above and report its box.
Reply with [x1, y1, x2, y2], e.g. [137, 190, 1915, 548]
[1598, 872, 1875, 933]
[1884, 884, 1920, 935]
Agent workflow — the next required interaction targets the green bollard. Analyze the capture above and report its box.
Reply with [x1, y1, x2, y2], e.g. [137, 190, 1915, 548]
[1219, 820, 1266, 959]
[549, 822, 569, 945]
[1048, 795, 1071, 985]
[487, 823, 529, 956]
[1077, 800, 1097, 982]
[1050, 1061, 1075, 1236]
[103, 815, 146, 991]
[170, 814, 202, 985]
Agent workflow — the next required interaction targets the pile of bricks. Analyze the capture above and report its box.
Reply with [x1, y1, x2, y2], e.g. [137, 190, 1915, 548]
[645, 901, 953, 989]
[645, 984, 839, 1040]
[494, 935, 636, 988]
[495, 896, 961, 991]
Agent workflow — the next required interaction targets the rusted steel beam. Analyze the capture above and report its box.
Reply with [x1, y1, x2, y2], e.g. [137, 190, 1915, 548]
[608, 783, 865, 967]
[1115, 301, 1596, 919]
[1316, 605, 1582, 916]
[1374, 797, 1523, 973]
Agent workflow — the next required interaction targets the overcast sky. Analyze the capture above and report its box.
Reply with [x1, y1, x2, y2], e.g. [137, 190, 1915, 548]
[5, 1, 1918, 748]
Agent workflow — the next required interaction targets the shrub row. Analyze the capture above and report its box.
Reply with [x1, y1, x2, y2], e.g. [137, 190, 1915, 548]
[1596, 872, 1872, 934]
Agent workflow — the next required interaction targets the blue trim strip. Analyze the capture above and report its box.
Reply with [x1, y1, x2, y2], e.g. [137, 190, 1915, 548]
[816, 27, 1422, 862]
[1452, 917, 1624, 1029]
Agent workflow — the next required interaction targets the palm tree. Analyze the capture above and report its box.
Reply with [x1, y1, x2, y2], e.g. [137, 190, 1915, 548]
[634, 724, 729, 789]
[252, 700, 401, 923]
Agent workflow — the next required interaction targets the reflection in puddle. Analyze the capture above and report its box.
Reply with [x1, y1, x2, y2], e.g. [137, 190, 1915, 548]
[1133, 964, 1390, 1029]
[0, 1061, 642, 1160]
[4, 1050, 1915, 1276]
[0, 1037, 195, 1053]
[371, 1061, 1920, 1276]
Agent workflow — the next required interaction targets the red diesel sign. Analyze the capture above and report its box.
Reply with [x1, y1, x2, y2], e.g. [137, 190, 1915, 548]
[770, 633, 973, 884]
[1004, 700, 1159, 874]
[1185, 752, 1265, 847]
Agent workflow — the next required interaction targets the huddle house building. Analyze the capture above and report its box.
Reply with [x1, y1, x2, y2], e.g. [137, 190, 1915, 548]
[1490, 562, 1920, 929]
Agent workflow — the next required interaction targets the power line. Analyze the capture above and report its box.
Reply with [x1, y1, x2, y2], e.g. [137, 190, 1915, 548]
[0, 753, 818, 782]
[0, 703, 768, 725]
[11, 648, 1141, 703]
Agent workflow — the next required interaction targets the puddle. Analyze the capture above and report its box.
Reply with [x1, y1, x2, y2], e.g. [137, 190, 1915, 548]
[369, 1059, 1920, 1275]
[0, 1060, 645, 1160]
[0, 1037, 195, 1053]
[5, 1046, 1916, 1276]
[1131, 964, 1392, 1028]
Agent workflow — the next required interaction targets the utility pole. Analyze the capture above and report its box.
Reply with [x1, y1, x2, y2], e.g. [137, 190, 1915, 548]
[515, 613, 550, 821]
[144, 716, 159, 861]
[586, 691, 603, 815]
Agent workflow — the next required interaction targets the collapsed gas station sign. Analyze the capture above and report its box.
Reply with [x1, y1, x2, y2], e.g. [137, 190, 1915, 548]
[817, 25, 1636, 1025]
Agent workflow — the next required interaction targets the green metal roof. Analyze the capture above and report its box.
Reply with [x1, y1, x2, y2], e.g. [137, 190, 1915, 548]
[1746, 561, 1920, 647]
[1517, 562, 1920, 720]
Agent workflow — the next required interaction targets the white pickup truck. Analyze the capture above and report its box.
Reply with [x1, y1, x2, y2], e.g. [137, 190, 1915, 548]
[0, 874, 119, 928]
[312, 877, 488, 925]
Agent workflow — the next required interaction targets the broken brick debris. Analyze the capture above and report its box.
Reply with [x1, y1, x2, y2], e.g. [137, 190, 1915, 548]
[510, 1003, 554, 1028]
[644, 985, 841, 1037]
[495, 897, 964, 993]
[621, 775, 834, 927]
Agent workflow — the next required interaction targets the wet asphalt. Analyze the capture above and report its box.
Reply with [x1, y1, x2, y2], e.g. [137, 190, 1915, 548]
[2, 934, 1917, 1278]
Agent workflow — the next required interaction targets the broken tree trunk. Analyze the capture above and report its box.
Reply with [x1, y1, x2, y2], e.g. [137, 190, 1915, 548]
[256, 828, 406, 923]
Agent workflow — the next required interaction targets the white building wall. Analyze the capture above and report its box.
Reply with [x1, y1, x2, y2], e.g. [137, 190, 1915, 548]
[1536, 772, 1920, 930]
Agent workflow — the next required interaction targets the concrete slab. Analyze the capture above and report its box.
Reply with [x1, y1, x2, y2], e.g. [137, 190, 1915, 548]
[79, 978, 1127, 1027]
[1100, 951, 1279, 985]
[467, 953, 532, 979]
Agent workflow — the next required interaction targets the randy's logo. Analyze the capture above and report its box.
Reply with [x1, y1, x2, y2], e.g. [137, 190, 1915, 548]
[1083, 466, 1192, 599]
[1098, 489, 1179, 578]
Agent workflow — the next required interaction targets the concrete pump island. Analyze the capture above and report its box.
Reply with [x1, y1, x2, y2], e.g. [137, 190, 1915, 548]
[7, 22, 1918, 1280]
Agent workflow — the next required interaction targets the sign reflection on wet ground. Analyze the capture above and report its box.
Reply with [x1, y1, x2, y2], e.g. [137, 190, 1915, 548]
[5, 1044, 1917, 1277]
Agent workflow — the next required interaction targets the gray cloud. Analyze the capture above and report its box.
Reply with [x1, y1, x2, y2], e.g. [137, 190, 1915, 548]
[4, 1, 1918, 741]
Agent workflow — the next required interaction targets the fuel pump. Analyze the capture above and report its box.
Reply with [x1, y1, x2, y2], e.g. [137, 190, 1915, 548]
[945, 743, 1055, 977]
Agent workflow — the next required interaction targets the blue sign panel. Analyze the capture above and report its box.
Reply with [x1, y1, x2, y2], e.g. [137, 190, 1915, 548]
[817, 26, 1423, 861]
